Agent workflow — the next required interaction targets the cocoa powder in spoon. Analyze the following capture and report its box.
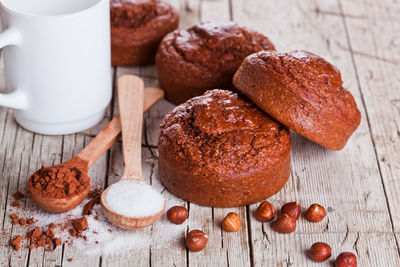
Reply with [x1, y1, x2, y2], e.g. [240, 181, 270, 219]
[28, 165, 90, 199]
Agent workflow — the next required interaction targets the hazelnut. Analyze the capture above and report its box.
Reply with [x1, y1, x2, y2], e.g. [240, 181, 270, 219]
[255, 201, 276, 222]
[222, 212, 241, 232]
[281, 202, 301, 220]
[336, 252, 357, 267]
[271, 214, 296, 233]
[167, 206, 188, 225]
[307, 242, 331, 262]
[305, 203, 327, 222]
[186, 230, 208, 252]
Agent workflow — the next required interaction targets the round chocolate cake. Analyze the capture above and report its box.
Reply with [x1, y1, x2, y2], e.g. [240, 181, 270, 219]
[158, 89, 291, 207]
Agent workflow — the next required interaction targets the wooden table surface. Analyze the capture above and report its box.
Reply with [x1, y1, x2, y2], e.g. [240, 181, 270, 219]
[0, 0, 399, 266]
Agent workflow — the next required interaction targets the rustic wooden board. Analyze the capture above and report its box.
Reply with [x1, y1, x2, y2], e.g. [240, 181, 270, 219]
[339, 0, 400, 233]
[231, 0, 399, 265]
[0, 0, 398, 266]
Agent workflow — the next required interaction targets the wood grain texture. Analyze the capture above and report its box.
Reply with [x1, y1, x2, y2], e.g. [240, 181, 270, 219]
[117, 75, 145, 179]
[231, 0, 400, 265]
[338, 0, 400, 233]
[0, 0, 398, 266]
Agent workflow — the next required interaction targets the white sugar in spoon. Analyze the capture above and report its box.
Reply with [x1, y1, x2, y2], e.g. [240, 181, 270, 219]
[101, 75, 165, 229]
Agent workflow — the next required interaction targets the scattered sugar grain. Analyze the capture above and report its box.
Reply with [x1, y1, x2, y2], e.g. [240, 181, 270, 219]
[105, 181, 165, 218]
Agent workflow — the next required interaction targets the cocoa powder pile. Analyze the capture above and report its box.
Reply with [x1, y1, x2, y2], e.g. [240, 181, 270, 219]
[28, 165, 90, 199]
[8, 212, 89, 251]
[9, 213, 62, 251]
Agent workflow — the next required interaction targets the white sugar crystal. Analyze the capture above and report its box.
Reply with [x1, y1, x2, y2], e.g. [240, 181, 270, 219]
[105, 181, 165, 217]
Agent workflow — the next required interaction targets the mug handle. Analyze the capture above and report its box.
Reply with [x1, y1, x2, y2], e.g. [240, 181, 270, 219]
[0, 27, 28, 110]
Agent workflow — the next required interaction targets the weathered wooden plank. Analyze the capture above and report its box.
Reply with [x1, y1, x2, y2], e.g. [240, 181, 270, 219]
[176, 1, 252, 267]
[338, 0, 400, 232]
[60, 134, 103, 266]
[0, 111, 18, 266]
[200, 0, 231, 21]
[26, 135, 64, 266]
[193, 2, 251, 266]
[231, 0, 398, 265]
[232, 0, 391, 231]
[1, 126, 33, 267]
[100, 139, 154, 266]
[100, 66, 152, 266]
[101, 41, 188, 266]
[250, 231, 400, 266]
[150, 163, 188, 267]
[141, 76, 188, 266]
[124, 1, 252, 266]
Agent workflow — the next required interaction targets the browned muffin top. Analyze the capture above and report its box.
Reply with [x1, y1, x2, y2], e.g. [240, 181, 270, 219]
[247, 50, 360, 123]
[111, 0, 173, 28]
[161, 21, 275, 77]
[110, 0, 179, 47]
[158, 90, 290, 177]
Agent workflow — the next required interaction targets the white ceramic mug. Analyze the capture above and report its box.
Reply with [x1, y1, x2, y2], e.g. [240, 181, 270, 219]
[0, 0, 112, 135]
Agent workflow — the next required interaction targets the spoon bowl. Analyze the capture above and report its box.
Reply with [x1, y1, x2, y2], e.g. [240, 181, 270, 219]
[100, 179, 165, 229]
[28, 177, 91, 213]
[27, 158, 91, 213]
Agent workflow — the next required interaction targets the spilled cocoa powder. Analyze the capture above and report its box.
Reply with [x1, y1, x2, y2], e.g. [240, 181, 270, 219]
[9, 215, 62, 251]
[82, 189, 100, 216]
[7, 189, 99, 252]
[10, 201, 20, 208]
[69, 217, 89, 239]
[28, 165, 90, 199]
[13, 191, 25, 200]
[73, 217, 88, 233]
[11, 236, 22, 251]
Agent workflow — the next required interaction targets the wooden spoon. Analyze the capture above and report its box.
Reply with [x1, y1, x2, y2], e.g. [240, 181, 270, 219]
[28, 87, 164, 213]
[101, 75, 165, 230]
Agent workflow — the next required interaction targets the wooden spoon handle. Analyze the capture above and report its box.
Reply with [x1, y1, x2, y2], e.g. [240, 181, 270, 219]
[76, 87, 163, 167]
[118, 75, 145, 180]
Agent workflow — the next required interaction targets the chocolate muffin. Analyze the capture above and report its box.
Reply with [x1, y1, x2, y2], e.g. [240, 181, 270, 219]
[233, 50, 361, 150]
[155, 21, 275, 105]
[111, 0, 179, 66]
[158, 89, 291, 207]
